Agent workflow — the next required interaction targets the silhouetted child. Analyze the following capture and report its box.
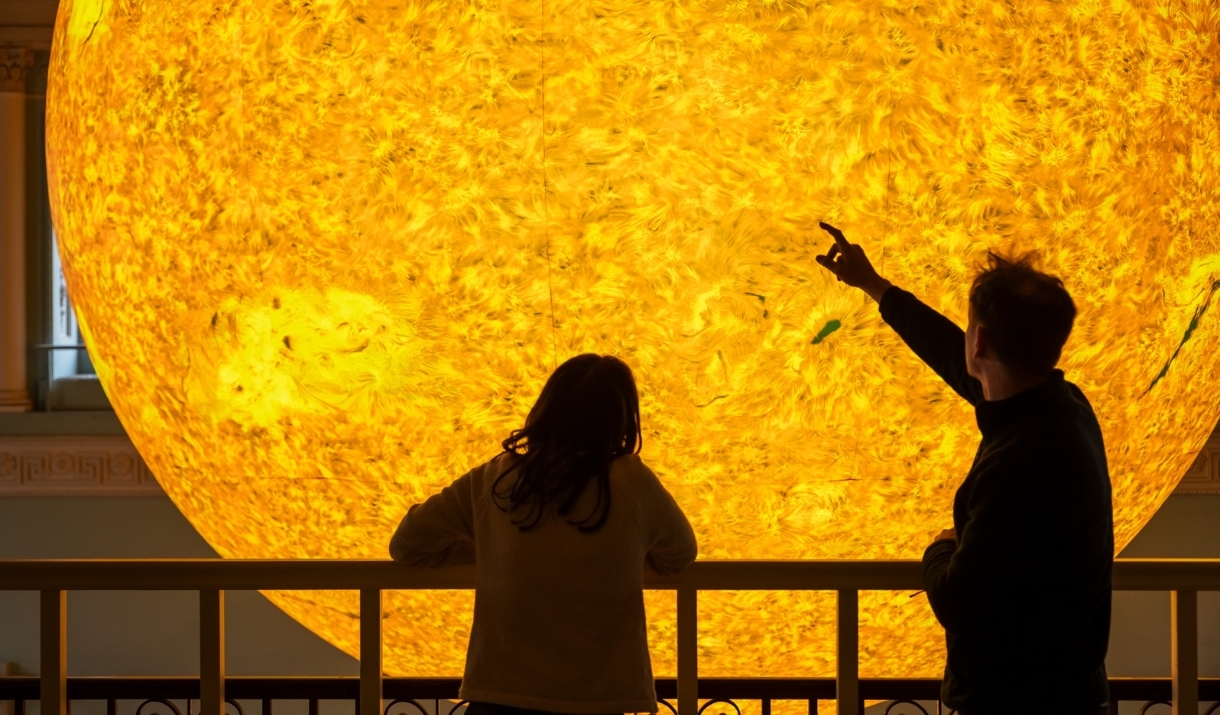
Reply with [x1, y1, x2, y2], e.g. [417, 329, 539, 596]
[390, 354, 698, 715]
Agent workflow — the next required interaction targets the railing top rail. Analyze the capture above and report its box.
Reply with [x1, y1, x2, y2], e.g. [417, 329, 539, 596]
[1, 558, 1218, 591]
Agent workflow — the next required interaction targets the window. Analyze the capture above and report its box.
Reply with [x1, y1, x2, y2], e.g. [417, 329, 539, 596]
[42, 231, 109, 410]
[48, 230, 95, 379]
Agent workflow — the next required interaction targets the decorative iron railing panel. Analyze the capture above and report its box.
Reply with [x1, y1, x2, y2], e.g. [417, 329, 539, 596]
[0, 677, 1218, 715]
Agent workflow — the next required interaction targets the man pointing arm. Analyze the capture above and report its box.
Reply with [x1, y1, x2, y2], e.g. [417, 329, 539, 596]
[816, 223, 1114, 715]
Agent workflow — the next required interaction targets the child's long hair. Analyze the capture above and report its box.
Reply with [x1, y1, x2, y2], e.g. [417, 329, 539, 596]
[492, 354, 642, 532]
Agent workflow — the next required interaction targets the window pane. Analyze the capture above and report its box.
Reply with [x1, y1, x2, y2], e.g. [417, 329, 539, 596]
[49, 230, 95, 379]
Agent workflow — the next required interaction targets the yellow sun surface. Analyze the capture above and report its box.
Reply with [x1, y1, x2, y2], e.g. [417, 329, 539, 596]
[47, 0, 1220, 678]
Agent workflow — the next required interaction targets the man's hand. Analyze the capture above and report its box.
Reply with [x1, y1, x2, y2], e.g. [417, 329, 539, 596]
[815, 222, 893, 303]
[932, 528, 957, 545]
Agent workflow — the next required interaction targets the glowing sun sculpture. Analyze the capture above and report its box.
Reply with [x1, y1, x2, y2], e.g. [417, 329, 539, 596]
[47, 0, 1220, 678]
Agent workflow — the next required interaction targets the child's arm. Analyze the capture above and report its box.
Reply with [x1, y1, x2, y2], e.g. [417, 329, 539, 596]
[388, 469, 477, 566]
[638, 462, 699, 575]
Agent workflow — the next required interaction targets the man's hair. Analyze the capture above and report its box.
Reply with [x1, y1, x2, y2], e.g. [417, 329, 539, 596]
[968, 251, 1077, 375]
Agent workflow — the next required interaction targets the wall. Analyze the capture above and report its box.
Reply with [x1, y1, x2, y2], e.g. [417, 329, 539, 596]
[1108, 495, 1220, 678]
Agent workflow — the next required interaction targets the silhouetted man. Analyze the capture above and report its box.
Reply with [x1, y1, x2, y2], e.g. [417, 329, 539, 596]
[815, 223, 1114, 715]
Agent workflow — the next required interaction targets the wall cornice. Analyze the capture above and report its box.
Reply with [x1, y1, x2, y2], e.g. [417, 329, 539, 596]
[0, 410, 126, 436]
[0, 0, 58, 51]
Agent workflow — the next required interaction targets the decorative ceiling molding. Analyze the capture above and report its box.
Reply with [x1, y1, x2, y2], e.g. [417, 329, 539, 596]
[0, 435, 163, 496]
[0, 47, 36, 91]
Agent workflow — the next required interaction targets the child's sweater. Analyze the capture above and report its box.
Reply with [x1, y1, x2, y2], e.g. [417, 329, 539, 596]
[389, 453, 698, 714]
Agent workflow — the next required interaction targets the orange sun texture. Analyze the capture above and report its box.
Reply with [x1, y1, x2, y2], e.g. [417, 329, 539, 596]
[46, 0, 1220, 680]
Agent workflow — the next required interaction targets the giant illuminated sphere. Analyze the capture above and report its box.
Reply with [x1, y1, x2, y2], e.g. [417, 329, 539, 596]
[47, 0, 1220, 679]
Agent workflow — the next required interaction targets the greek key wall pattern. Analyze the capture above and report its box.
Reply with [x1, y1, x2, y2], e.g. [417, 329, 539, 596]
[1179, 423, 1220, 495]
[0, 436, 163, 496]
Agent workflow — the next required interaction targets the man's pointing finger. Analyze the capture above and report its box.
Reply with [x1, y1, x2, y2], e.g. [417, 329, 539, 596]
[819, 221, 850, 249]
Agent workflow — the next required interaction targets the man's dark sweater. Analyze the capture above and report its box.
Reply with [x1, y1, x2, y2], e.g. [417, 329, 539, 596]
[879, 287, 1114, 715]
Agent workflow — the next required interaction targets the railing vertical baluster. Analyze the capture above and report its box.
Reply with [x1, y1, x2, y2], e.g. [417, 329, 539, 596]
[200, 590, 226, 715]
[1171, 589, 1198, 715]
[806, 699, 817, 715]
[836, 589, 859, 715]
[677, 588, 698, 715]
[360, 589, 383, 715]
[40, 590, 66, 715]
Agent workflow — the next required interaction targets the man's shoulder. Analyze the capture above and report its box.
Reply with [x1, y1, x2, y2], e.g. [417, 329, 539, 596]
[1037, 380, 1106, 452]
[1062, 379, 1102, 423]
[974, 414, 1107, 491]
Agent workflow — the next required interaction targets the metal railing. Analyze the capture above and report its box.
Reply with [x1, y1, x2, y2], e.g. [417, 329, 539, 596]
[2, 559, 1219, 715]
